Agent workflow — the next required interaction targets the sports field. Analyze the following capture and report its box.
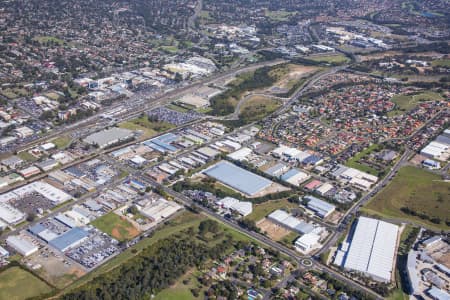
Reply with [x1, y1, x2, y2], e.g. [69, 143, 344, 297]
[91, 212, 140, 241]
[0, 266, 53, 300]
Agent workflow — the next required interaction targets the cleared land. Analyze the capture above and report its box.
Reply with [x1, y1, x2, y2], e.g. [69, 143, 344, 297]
[91, 212, 140, 242]
[364, 166, 450, 230]
[238, 95, 281, 123]
[268, 64, 319, 92]
[245, 199, 299, 222]
[154, 269, 201, 300]
[0, 266, 53, 300]
[51, 136, 72, 149]
[119, 116, 174, 139]
[257, 218, 292, 241]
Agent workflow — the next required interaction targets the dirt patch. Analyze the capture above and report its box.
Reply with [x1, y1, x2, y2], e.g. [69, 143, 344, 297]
[257, 218, 292, 241]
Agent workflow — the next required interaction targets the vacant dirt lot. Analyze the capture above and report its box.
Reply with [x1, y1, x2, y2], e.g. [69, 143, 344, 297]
[257, 218, 292, 241]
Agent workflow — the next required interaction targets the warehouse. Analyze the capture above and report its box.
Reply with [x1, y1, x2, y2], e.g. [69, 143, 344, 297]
[280, 168, 310, 186]
[216, 197, 253, 217]
[204, 161, 273, 196]
[227, 147, 252, 161]
[6, 235, 38, 257]
[265, 163, 289, 177]
[139, 198, 182, 222]
[341, 217, 399, 282]
[84, 127, 134, 149]
[0, 202, 26, 225]
[18, 166, 41, 178]
[295, 233, 321, 253]
[49, 227, 89, 252]
[143, 133, 179, 153]
[304, 195, 336, 218]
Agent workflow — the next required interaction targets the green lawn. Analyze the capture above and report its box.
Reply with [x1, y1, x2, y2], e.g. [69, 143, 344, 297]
[389, 91, 444, 116]
[238, 95, 281, 124]
[17, 151, 38, 162]
[265, 9, 296, 21]
[432, 59, 450, 68]
[91, 212, 140, 242]
[246, 199, 299, 222]
[119, 116, 174, 139]
[33, 36, 65, 45]
[345, 144, 383, 176]
[309, 54, 349, 64]
[51, 136, 72, 149]
[0, 266, 53, 300]
[363, 166, 450, 230]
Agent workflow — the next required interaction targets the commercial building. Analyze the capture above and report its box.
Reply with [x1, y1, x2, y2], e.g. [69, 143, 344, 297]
[227, 147, 252, 161]
[406, 251, 419, 295]
[216, 197, 253, 217]
[6, 235, 38, 256]
[143, 133, 179, 153]
[426, 287, 450, 300]
[332, 165, 378, 190]
[84, 128, 134, 149]
[204, 161, 273, 196]
[18, 166, 41, 178]
[268, 209, 317, 235]
[304, 195, 336, 218]
[340, 217, 399, 282]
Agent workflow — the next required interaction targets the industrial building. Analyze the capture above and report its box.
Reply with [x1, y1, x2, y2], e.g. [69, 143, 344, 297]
[331, 165, 378, 190]
[204, 161, 273, 196]
[84, 127, 134, 149]
[143, 133, 179, 153]
[420, 131, 450, 161]
[280, 168, 310, 186]
[339, 217, 399, 282]
[0, 202, 26, 225]
[294, 233, 321, 253]
[6, 235, 39, 257]
[49, 227, 89, 252]
[216, 197, 253, 217]
[304, 195, 336, 218]
[268, 209, 317, 235]
[139, 198, 182, 222]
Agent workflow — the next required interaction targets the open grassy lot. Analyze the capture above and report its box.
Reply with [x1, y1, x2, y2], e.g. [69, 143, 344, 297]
[119, 116, 174, 139]
[309, 54, 350, 64]
[33, 35, 65, 45]
[91, 212, 140, 242]
[345, 144, 383, 176]
[238, 95, 281, 123]
[154, 269, 201, 300]
[363, 166, 450, 230]
[432, 59, 450, 68]
[246, 199, 299, 222]
[265, 9, 296, 21]
[17, 151, 38, 162]
[51, 135, 72, 149]
[0, 266, 53, 300]
[388, 91, 444, 117]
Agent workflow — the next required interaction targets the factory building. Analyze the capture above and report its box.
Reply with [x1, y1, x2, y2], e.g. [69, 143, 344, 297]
[6, 235, 38, 257]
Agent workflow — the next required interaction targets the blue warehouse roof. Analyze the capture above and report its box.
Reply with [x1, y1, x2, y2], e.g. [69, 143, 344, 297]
[49, 227, 88, 252]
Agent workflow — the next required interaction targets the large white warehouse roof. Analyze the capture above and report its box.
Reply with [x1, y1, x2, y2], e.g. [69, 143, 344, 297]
[343, 217, 399, 282]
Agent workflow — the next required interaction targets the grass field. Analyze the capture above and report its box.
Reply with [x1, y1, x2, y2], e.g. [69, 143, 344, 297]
[246, 199, 299, 222]
[153, 270, 201, 300]
[51, 136, 72, 149]
[310, 54, 350, 64]
[0, 266, 53, 300]
[17, 151, 38, 162]
[432, 59, 450, 68]
[345, 144, 383, 176]
[265, 9, 296, 21]
[363, 166, 450, 230]
[91, 213, 140, 242]
[33, 36, 65, 45]
[389, 91, 444, 116]
[119, 116, 174, 139]
[238, 95, 281, 123]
